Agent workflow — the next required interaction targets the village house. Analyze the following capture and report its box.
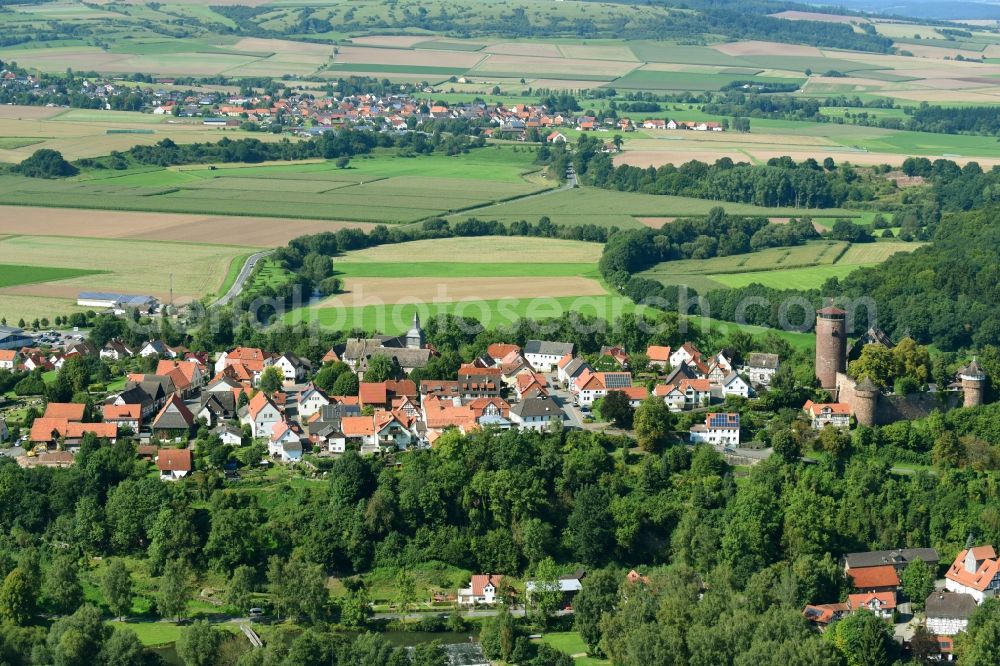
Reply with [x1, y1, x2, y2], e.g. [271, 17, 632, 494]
[525, 570, 584, 609]
[271, 353, 311, 383]
[524, 340, 575, 372]
[458, 364, 502, 399]
[241, 392, 282, 438]
[269, 421, 303, 462]
[689, 413, 740, 447]
[670, 343, 702, 369]
[100, 339, 135, 361]
[458, 574, 505, 606]
[717, 372, 752, 398]
[198, 390, 239, 426]
[846, 591, 896, 620]
[803, 400, 852, 429]
[510, 395, 565, 431]
[557, 355, 591, 386]
[150, 394, 195, 442]
[156, 448, 193, 481]
[844, 548, 939, 575]
[487, 343, 521, 363]
[646, 345, 672, 370]
[102, 404, 141, 432]
[944, 544, 1000, 603]
[574, 370, 632, 407]
[745, 353, 780, 387]
[654, 383, 687, 411]
[139, 339, 177, 358]
[0, 349, 19, 370]
[926, 590, 978, 636]
[297, 384, 330, 419]
[848, 565, 900, 594]
[802, 602, 850, 630]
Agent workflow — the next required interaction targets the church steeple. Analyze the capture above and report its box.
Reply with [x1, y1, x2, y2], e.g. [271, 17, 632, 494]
[406, 312, 424, 349]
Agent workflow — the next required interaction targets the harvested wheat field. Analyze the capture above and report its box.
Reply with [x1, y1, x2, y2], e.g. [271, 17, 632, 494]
[0, 235, 244, 301]
[350, 35, 432, 48]
[714, 41, 823, 57]
[334, 45, 484, 69]
[0, 206, 376, 246]
[333, 276, 608, 305]
[484, 42, 563, 58]
[636, 217, 678, 228]
[771, 11, 865, 24]
[0, 105, 64, 120]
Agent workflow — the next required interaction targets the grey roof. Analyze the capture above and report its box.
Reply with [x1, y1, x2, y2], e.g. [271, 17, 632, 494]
[113, 385, 154, 407]
[845, 548, 939, 569]
[959, 358, 986, 379]
[746, 353, 779, 370]
[511, 396, 564, 419]
[342, 338, 431, 369]
[564, 357, 592, 379]
[524, 340, 574, 356]
[200, 392, 236, 417]
[78, 292, 157, 306]
[663, 364, 696, 385]
[319, 403, 361, 420]
[925, 591, 977, 620]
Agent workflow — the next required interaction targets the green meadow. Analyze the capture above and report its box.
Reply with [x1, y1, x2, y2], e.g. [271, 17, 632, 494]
[285, 295, 652, 333]
[0, 263, 105, 288]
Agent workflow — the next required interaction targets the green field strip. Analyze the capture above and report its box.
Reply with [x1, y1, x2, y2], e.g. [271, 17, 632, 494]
[285, 295, 652, 333]
[334, 262, 597, 278]
[0, 263, 107, 289]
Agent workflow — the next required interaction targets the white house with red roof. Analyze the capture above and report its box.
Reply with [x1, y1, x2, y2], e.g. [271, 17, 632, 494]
[670, 343, 701, 369]
[574, 370, 632, 407]
[241, 391, 282, 438]
[689, 413, 740, 447]
[646, 345, 672, 370]
[945, 545, 1000, 603]
[803, 400, 851, 429]
[458, 574, 505, 606]
[269, 421, 303, 462]
[847, 591, 896, 620]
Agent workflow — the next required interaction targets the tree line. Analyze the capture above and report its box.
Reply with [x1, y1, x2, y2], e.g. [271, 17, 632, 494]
[561, 135, 878, 209]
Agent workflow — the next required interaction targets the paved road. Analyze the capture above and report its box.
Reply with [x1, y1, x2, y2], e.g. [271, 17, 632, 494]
[214, 250, 274, 307]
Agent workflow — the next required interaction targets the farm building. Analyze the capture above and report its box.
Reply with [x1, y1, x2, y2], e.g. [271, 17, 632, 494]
[77, 292, 159, 314]
[0, 325, 32, 351]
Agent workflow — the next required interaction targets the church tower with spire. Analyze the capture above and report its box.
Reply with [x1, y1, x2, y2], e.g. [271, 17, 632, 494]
[406, 312, 424, 350]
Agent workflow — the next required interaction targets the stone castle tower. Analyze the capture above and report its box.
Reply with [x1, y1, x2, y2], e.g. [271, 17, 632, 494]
[815, 306, 848, 391]
[959, 358, 986, 408]
[852, 377, 880, 427]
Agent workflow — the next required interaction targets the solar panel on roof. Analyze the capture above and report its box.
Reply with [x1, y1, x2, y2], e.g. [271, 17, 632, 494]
[604, 373, 631, 389]
[708, 413, 738, 428]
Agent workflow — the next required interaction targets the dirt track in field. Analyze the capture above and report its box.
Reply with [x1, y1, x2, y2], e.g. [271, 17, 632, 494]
[0, 206, 377, 246]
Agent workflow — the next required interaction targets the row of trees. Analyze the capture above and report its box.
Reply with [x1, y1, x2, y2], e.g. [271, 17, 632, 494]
[562, 136, 879, 209]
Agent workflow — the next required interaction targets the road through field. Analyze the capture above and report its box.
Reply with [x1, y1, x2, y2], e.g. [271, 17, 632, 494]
[214, 250, 274, 307]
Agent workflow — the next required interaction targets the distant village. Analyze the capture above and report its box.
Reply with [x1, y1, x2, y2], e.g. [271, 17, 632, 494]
[1, 69, 724, 140]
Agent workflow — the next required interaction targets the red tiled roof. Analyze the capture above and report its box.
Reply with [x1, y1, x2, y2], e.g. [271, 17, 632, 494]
[803, 400, 852, 416]
[102, 404, 141, 421]
[647, 345, 671, 362]
[470, 574, 503, 597]
[248, 391, 277, 420]
[156, 448, 193, 472]
[946, 547, 1000, 592]
[488, 343, 521, 359]
[848, 591, 896, 611]
[43, 403, 85, 421]
[359, 382, 388, 406]
[849, 565, 900, 589]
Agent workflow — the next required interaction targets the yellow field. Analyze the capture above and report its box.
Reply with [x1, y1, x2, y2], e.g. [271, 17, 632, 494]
[0, 106, 288, 161]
